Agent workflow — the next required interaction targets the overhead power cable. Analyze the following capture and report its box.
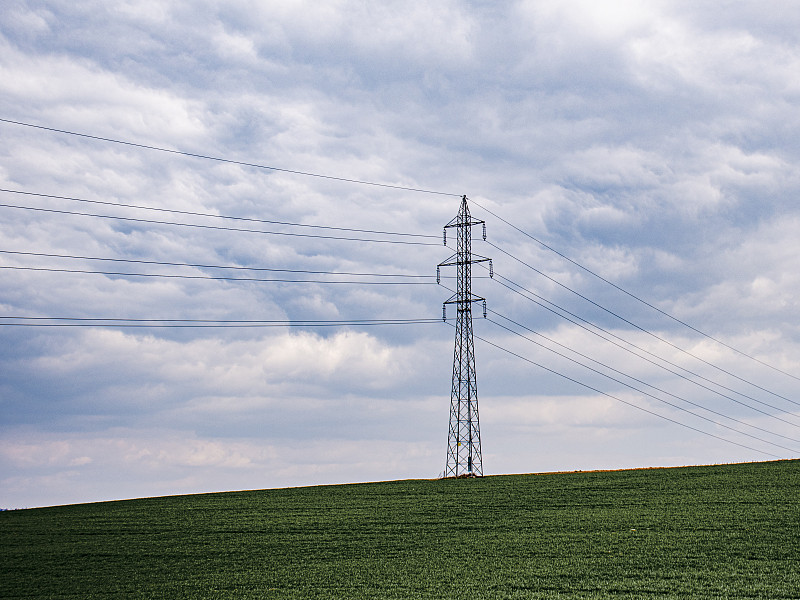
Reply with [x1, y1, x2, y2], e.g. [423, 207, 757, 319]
[478, 269, 800, 425]
[470, 197, 800, 383]
[486, 314, 800, 453]
[0, 265, 435, 285]
[0, 118, 460, 197]
[485, 240, 799, 407]
[489, 309, 800, 443]
[0, 188, 439, 239]
[446, 320, 783, 460]
[0, 250, 439, 279]
[0, 316, 442, 328]
[0, 203, 440, 246]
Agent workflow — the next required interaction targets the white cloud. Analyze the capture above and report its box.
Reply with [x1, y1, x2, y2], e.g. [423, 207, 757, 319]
[0, 40, 206, 143]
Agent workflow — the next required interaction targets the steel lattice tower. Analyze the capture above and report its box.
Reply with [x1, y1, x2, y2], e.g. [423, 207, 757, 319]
[438, 195, 491, 477]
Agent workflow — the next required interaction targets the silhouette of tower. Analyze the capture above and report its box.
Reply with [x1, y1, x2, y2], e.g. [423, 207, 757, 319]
[438, 195, 491, 477]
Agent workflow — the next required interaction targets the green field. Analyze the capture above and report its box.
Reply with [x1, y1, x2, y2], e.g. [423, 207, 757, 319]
[2, 460, 799, 599]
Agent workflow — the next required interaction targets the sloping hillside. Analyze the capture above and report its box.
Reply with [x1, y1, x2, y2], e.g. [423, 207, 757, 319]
[2, 460, 799, 599]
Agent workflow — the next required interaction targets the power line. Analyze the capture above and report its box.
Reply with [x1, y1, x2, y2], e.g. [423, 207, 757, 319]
[485, 240, 800, 407]
[0, 265, 436, 285]
[0, 202, 440, 246]
[0, 250, 439, 279]
[470, 197, 800, 383]
[0, 316, 442, 328]
[0, 188, 439, 240]
[481, 271, 800, 424]
[488, 309, 800, 443]
[2, 119, 792, 384]
[0, 118, 460, 197]
[460, 322, 784, 460]
[486, 314, 800, 453]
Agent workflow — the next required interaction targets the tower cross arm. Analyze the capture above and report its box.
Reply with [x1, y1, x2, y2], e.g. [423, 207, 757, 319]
[443, 292, 486, 305]
[438, 254, 492, 268]
[444, 216, 485, 229]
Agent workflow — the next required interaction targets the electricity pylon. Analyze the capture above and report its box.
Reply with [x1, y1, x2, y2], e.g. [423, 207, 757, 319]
[438, 195, 492, 477]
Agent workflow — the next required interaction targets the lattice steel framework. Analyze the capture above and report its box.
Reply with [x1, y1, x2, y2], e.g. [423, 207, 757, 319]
[438, 195, 492, 477]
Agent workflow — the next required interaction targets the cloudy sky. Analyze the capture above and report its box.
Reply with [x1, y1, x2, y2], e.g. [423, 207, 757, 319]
[2, 0, 800, 508]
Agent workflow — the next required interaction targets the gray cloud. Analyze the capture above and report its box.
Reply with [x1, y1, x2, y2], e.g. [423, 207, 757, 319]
[2, 0, 800, 508]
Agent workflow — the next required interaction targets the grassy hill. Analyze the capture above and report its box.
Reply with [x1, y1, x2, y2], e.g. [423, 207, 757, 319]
[2, 460, 799, 599]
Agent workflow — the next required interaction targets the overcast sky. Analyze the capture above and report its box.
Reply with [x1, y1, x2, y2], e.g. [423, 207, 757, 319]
[2, 0, 800, 508]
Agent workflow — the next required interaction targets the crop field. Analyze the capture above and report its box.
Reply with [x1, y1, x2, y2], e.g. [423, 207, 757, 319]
[2, 460, 799, 599]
